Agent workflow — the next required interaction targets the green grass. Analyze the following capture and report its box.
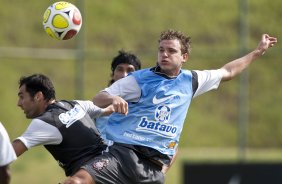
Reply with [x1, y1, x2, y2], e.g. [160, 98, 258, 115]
[10, 147, 282, 184]
[10, 147, 65, 184]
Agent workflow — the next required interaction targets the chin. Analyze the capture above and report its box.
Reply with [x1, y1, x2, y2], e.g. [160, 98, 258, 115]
[158, 64, 169, 70]
[160, 66, 172, 73]
[25, 114, 34, 119]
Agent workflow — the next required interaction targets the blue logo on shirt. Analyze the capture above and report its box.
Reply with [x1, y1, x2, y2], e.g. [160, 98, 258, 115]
[137, 117, 177, 138]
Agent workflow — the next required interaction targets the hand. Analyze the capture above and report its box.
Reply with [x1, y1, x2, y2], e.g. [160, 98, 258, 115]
[256, 34, 277, 55]
[112, 96, 128, 115]
[161, 165, 169, 174]
[102, 104, 115, 116]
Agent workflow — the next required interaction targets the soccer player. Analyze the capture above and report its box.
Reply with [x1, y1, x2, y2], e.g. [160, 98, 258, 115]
[90, 30, 277, 184]
[95, 50, 141, 145]
[12, 74, 114, 179]
[0, 122, 17, 184]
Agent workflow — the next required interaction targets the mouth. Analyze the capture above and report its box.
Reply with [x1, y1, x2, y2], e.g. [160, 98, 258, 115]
[160, 60, 170, 66]
[22, 109, 27, 114]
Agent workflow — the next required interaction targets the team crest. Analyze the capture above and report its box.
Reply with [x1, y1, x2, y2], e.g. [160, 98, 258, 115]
[92, 158, 109, 171]
[155, 105, 171, 123]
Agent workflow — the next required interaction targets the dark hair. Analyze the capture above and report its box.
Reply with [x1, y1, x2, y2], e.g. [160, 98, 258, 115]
[109, 50, 141, 85]
[158, 29, 192, 55]
[111, 50, 141, 72]
[19, 74, 56, 101]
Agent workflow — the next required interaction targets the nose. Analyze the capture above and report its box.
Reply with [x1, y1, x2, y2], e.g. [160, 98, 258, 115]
[121, 71, 128, 78]
[17, 100, 22, 107]
[162, 51, 169, 57]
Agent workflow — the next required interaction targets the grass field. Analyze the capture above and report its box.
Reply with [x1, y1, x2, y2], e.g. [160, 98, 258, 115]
[10, 147, 282, 184]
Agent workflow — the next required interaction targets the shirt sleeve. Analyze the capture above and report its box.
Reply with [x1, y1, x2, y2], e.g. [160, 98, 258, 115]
[193, 69, 224, 98]
[15, 119, 62, 149]
[75, 100, 103, 118]
[0, 122, 17, 166]
[103, 75, 141, 102]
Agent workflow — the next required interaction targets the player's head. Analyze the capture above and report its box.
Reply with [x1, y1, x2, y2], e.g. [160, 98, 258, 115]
[158, 29, 191, 55]
[109, 50, 141, 86]
[18, 74, 56, 100]
[157, 29, 191, 77]
[17, 74, 56, 118]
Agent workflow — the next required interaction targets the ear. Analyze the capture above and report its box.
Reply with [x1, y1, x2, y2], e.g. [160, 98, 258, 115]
[182, 53, 189, 63]
[34, 91, 44, 101]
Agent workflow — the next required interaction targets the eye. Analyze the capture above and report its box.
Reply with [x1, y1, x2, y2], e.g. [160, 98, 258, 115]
[115, 67, 123, 72]
[168, 48, 177, 54]
[18, 95, 24, 100]
[127, 68, 135, 73]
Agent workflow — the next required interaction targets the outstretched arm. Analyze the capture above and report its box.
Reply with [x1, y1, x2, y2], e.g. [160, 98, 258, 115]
[221, 34, 277, 82]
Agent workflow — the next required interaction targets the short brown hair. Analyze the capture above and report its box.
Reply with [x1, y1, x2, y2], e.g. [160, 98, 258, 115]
[158, 29, 191, 55]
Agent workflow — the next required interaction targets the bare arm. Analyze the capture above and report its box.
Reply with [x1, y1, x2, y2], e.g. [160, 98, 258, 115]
[92, 91, 114, 108]
[12, 139, 28, 157]
[221, 34, 277, 82]
[93, 92, 128, 115]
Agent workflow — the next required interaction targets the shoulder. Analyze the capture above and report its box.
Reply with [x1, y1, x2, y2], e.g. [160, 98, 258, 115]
[74, 100, 94, 108]
[193, 69, 223, 78]
[192, 69, 223, 97]
[0, 122, 7, 135]
[0, 122, 9, 144]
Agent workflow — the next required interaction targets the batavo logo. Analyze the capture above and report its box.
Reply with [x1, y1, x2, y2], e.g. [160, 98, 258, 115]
[136, 117, 177, 138]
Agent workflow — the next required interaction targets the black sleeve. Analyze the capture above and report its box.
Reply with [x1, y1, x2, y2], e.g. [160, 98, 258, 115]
[191, 71, 198, 96]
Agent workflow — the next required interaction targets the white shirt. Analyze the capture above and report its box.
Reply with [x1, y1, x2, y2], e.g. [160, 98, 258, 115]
[0, 122, 17, 166]
[104, 69, 224, 100]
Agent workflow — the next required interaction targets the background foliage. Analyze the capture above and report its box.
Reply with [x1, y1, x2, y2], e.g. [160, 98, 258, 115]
[0, 0, 281, 183]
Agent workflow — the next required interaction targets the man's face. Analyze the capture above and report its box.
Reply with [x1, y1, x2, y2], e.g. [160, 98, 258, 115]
[157, 39, 188, 77]
[113, 63, 136, 82]
[17, 84, 42, 119]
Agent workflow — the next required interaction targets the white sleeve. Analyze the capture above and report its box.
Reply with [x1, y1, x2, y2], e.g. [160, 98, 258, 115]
[75, 100, 103, 118]
[15, 119, 62, 149]
[103, 75, 141, 102]
[0, 122, 17, 166]
[193, 69, 224, 97]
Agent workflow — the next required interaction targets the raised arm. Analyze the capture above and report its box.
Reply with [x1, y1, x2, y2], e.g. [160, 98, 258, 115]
[221, 34, 277, 82]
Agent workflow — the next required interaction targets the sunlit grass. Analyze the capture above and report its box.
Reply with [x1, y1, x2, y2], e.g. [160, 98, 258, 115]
[10, 147, 282, 184]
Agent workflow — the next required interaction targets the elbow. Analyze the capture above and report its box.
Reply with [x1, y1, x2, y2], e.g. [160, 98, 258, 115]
[92, 95, 104, 107]
[93, 92, 111, 108]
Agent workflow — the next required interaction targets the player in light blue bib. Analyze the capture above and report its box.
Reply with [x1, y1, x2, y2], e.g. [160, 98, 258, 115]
[90, 30, 277, 184]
